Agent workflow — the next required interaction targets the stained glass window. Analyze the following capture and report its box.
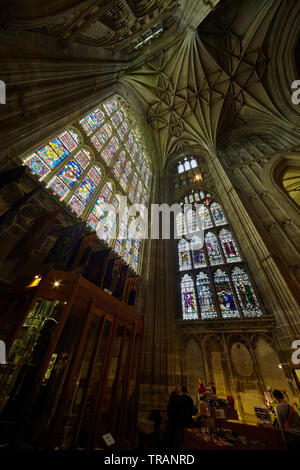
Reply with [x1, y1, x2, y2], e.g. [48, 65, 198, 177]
[205, 232, 223, 265]
[181, 274, 198, 320]
[177, 189, 263, 320]
[69, 166, 102, 216]
[177, 157, 198, 174]
[178, 239, 192, 271]
[24, 129, 80, 178]
[210, 202, 226, 226]
[22, 94, 152, 275]
[23, 154, 51, 178]
[103, 98, 118, 115]
[113, 150, 126, 178]
[91, 124, 112, 153]
[219, 229, 241, 263]
[111, 111, 123, 128]
[214, 269, 239, 318]
[120, 161, 132, 190]
[80, 108, 105, 135]
[196, 272, 217, 319]
[135, 182, 142, 203]
[117, 121, 128, 139]
[232, 267, 262, 317]
[129, 174, 137, 202]
[101, 136, 119, 165]
[49, 177, 69, 198]
[124, 132, 135, 153]
[191, 236, 206, 268]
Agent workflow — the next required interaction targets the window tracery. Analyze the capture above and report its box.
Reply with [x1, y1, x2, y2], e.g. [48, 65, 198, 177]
[22, 95, 152, 274]
[177, 189, 263, 320]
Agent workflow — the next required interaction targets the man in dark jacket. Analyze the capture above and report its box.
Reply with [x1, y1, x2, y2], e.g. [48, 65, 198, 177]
[177, 386, 194, 448]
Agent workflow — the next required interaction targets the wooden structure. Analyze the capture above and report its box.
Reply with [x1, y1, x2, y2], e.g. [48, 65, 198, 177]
[0, 270, 144, 450]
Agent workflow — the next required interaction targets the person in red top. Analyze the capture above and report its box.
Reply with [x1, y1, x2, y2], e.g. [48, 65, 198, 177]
[198, 379, 209, 396]
[227, 395, 234, 409]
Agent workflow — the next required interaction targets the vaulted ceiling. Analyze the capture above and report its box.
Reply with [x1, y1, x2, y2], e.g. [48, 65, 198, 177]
[120, 0, 297, 168]
[1, 0, 299, 172]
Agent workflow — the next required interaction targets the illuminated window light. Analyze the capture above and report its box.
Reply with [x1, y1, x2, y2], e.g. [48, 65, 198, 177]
[134, 28, 163, 50]
[194, 173, 202, 182]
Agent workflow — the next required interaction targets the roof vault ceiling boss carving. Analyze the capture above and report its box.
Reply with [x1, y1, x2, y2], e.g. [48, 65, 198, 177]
[120, 0, 294, 169]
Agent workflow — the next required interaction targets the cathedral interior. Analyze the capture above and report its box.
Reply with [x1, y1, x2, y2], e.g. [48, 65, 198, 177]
[0, 0, 299, 451]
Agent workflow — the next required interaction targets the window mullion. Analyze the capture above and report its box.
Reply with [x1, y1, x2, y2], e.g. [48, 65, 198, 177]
[62, 161, 94, 206]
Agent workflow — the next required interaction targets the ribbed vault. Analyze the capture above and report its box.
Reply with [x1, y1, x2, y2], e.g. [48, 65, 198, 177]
[120, 0, 297, 170]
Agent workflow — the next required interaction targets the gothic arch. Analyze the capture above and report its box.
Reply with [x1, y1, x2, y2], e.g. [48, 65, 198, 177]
[261, 153, 300, 220]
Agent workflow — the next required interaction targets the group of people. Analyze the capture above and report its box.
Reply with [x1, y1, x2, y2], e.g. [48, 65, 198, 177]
[165, 383, 300, 450]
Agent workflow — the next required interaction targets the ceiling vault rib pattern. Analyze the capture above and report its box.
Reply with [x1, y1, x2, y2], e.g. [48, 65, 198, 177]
[119, 0, 295, 169]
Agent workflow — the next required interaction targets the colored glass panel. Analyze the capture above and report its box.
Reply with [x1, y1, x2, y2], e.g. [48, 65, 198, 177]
[94, 123, 112, 150]
[101, 206, 117, 242]
[103, 99, 118, 115]
[74, 149, 91, 169]
[111, 111, 123, 128]
[117, 121, 128, 139]
[191, 236, 206, 268]
[25, 154, 50, 177]
[196, 272, 217, 319]
[69, 196, 84, 216]
[211, 202, 226, 226]
[219, 229, 241, 263]
[91, 134, 102, 151]
[205, 232, 223, 265]
[214, 269, 239, 318]
[74, 167, 101, 205]
[37, 139, 69, 169]
[48, 177, 69, 198]
[101, 136, 119, 165]
[113, 150, 126, 178]
[129, 174, 137, 201]
[120, 161, 131, 190]
[58, 131, 77, 152]
[178, 239, 192, 271]
[88, 166, 102, 185]
[232, 267, 262, 317]
[58, 160, 83, 188]
[181, 274, 198, 320]
[124, 132, 134, 152]
[113, 240, 122, 255]
[79, 118, 92, 136]
[69, 129, 80, 144]
[133, 241, 140, 261]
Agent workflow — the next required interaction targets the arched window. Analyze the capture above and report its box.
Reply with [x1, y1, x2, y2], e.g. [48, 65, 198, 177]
[22, 95, 152, 274]
[177, 156, 198, 174]
[196, 272, 216, 319]
[181, 274, 198, 320]
[282, 168, 300, 207]
[178, 239, 192, 271]
[176, 190, 263, 319]
[232, 267, 261, 317]
[214, 269, 239, 318]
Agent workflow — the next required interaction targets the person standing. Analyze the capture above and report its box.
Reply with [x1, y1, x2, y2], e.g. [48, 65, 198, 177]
[177, 386, 194, 449]
[166, 388, 179, 449]
[272, 389, 300, 450]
